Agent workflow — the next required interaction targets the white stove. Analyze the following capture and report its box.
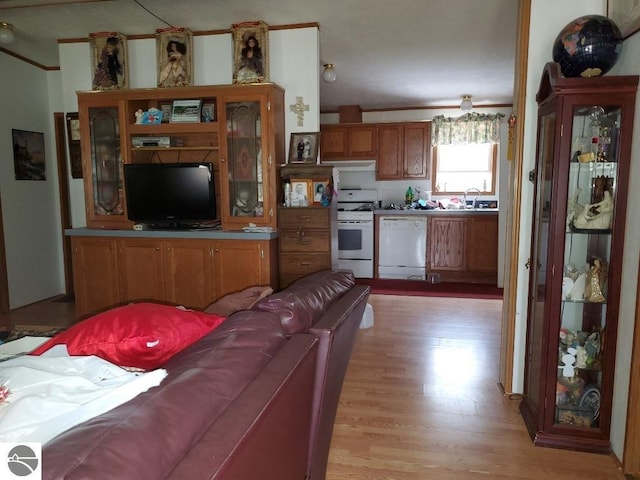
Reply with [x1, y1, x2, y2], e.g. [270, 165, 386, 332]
[336, 189, 377, 278]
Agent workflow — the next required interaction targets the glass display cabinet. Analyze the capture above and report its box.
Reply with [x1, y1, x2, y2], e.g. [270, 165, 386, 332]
[219, 86, 284, 231]
[520, 63, 638, 453]
[80, 101, 129, 229]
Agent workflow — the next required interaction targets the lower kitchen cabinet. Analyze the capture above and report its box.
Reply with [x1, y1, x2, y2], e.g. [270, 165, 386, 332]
[427, 213, 498, 283]
[72, 235, 277, 318]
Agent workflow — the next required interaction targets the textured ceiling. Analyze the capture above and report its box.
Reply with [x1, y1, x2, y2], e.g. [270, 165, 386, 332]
[0, 0, 519, 111]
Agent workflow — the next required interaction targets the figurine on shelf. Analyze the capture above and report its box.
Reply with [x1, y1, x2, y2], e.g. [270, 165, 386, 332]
[135, 109, 144, 124]
[573, 191, 613, 230]
[586, 258, 608, 303]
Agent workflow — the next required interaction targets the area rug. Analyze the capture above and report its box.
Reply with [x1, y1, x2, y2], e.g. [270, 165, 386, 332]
[356, 278, 503, 299]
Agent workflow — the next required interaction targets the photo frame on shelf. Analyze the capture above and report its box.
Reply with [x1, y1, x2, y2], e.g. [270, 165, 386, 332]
[288, 132, 320, 164]
[159, 103, 172, 123]
[170, 99, 202, 123]
[607, 0, 640, 39]
[290, 179, 312, 207]
[66, 113, 83, 179]
[232, 21, 269, 84]
[312, 179, 330, 205]
[89, 31, 128, 91]
[12, 129, 46, 181]
[156, 27, 193, 88]
[201, 102, 216, 122]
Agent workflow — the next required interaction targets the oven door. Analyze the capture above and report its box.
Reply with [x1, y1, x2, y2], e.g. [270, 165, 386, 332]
[337, 220, 373, 260]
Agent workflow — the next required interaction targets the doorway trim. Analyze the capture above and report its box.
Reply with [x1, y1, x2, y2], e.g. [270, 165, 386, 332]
[0, 194, 9, 313]
[54, 112, 74, 297]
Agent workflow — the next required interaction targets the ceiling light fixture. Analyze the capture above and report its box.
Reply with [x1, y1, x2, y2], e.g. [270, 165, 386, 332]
[460, 95, 473, 112]
[322, 64, 337, 83]
[0, 22, 15, 45]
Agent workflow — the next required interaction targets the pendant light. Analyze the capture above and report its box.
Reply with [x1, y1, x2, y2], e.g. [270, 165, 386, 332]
[460, 95, 473, 112]
[0, 22, 15, 45]
[322, 64, 337, 83]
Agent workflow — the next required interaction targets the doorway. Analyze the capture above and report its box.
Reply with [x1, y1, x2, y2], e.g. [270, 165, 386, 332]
[54, 112, 74, 299]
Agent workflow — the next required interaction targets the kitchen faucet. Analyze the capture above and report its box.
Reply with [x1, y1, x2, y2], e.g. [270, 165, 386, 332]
[463, 187, 481, 209]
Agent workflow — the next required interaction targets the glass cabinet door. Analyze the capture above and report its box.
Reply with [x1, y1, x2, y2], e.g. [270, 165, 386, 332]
[88, 106, 124, 219]
[554, 105, 621, 429]
[225, 101, 264, 221]
[524, 109, 557, 421]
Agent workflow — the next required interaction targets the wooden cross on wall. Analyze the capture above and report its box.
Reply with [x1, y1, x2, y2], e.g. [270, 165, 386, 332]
[290, 96, 309, 127]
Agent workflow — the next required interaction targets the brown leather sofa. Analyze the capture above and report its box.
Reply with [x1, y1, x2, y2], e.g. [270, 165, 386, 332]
[43, 270, 370, 480]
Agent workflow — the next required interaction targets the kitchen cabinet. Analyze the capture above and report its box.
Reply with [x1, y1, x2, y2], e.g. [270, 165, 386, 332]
[78, 84, 285, 231]
[72, 234, 277, 318]
[519, 62, 638, 453]
[320, 124, 378, 160]
[377, 122, 430, 180]
[426, 213, 498, 283]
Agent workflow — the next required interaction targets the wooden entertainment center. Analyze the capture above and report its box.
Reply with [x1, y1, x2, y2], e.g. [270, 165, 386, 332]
[70, 83, 285, 317]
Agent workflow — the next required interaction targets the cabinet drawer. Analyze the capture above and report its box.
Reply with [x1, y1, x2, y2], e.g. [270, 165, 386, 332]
[279, 208, 330, 228]
[279, 229, 331, 253]
[279, 253, 331, 276]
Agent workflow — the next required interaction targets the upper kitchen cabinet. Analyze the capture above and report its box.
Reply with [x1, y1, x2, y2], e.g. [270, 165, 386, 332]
[377, 122, 430, 180]
[519, 63, 638, 453]
[320, 124, 378, 160]
[218, 85, 285, 231]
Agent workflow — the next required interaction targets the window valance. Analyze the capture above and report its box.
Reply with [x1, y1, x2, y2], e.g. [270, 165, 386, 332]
[432, 113, 505, 145]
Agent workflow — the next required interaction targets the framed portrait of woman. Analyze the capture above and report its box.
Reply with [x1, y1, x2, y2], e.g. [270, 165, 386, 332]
[89, 32, 128, 91]
[156, 27, 193, 88]
[232, 21, 269, 84]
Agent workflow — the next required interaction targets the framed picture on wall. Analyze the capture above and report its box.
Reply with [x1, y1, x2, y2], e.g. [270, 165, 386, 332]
[608, 0, 640, 39]
[66, 113, 83, 179]
[12, 129, 46, 181]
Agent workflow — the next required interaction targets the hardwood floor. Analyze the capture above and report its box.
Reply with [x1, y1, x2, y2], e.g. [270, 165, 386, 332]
[326, 294, 626, 480]
[0, 293, 627, 478]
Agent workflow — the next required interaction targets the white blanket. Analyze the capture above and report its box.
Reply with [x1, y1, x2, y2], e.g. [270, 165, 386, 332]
[0, 345, 167, 445]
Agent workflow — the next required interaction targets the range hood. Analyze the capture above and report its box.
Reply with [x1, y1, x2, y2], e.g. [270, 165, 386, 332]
[320, 160, 376, 171]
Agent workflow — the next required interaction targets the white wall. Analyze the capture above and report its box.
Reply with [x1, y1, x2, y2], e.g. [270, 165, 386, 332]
[0, 54, 64, 308]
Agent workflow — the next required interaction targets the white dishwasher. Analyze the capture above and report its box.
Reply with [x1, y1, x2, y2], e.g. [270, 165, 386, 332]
[378, 216, 427, 280]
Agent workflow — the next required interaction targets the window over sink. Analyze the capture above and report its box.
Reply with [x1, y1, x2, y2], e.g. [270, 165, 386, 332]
[431, 143, 497, 195]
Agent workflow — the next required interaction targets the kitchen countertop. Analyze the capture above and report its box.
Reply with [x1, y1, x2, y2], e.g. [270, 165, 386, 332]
[374, 208, 499, 215]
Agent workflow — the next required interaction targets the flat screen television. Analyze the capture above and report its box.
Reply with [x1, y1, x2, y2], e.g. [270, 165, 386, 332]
[124, 162, 217, 228]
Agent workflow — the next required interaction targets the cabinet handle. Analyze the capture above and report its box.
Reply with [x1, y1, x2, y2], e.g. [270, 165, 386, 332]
[215, 248, 220, 253]
[220, 158, 226, 162]
[299, 261, 311, 268]
[299, 215, 311, 222]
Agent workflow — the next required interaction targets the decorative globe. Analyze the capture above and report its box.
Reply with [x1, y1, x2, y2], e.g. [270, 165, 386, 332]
[552, 15, 623, 78]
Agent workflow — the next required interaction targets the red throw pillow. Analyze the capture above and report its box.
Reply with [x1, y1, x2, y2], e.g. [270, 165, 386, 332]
[30, 303, 226, 370]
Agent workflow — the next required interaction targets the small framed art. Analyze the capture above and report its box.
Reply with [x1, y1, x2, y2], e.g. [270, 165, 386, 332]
[170, 99, 201, 123]
[66, 113, 83, 179]
[288, 132, 320, 164]
[290, 179, 312, 207]
[232, 21, 269, 84]
[201, 102, 216, 122]
[156, 27, 193, 88]
[89, 32, 127, 91]
[312, 180, 330, 205]
[13, 129, 46, 181]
